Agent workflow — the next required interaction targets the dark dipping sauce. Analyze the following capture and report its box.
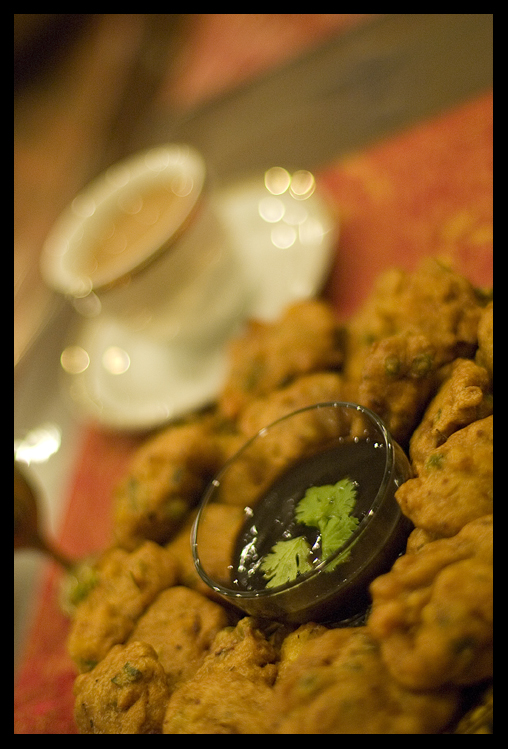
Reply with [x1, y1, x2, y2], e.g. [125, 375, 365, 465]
[192, 403, 414, 625]
[230, 438, 412, 623]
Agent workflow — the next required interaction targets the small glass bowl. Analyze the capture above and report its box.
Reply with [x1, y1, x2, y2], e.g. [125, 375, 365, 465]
[192, 402, 413, 624]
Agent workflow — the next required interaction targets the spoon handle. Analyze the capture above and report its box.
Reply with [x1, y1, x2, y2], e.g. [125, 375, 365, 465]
[14, 464, 75, 571]
[28, 534, 76, 572]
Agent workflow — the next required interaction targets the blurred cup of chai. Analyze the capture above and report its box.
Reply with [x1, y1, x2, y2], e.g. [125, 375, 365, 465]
[40, 144, 250, 354]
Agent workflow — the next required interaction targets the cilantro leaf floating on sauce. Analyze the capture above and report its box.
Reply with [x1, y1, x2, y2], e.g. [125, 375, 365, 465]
[297, 478, 359, 566]
[260, 478, 359, 588]
[260, 536, 313, 589]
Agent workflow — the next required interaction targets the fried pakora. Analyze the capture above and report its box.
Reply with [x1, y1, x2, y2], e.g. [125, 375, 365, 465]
[69, 260, 493, 733]
[114, 416, 223, 550]
[344, 259, 482, 384]
[356, 332, 440, 443]
[217, 396, 352, 509]
[127, 586, 230, 691]
[67, 541, 179, 672]
[409, 358, 493, 474]
[405, 525, 441, 553]
[396, 416, 493, 537]
[368, 515, 493, 690]
[73, 641, 169, 734]
[275, 622, 329, 683]
[270, 627, 460, 734]
[218, 300, 343, 419]
[167, 503, 246, 596]
[162, 618, 280, 734]
[237, 371, 344, 438]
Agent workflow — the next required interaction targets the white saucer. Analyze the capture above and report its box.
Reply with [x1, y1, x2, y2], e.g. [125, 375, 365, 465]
[215, 174, 337, 321]
[60, 175, 339, 431]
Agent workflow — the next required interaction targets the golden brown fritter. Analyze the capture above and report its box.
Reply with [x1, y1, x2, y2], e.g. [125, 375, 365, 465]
[162, 618, 280, 734]
[396, 415, 493, 537]
[405, 526, 441, 554]
[72, 261, 493, 733]
[217, 398, 351, 509]
[343, 267, 408, 384]
[237, 371, 344, 438]
[73, 641, 170, 734]
[476, 300, 493, 379]
[275, 622, 330, 683]
[409, 358, 493, 474]
[218, 300, 343, 419]
[343, 259, 482, 384]
[356, 332, 440, 443]
[270, 627, 460, 734]
[67, 541, 179, 672]
[114, 416, 223, 550]
[127, 586, 230, 691]
[368, 515, 493, 691]
[167, 503, 246, 596]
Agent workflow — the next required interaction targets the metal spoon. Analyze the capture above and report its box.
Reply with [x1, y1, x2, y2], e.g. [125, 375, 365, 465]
[14, 463, 99, 615]
[14, 462, 74, 570]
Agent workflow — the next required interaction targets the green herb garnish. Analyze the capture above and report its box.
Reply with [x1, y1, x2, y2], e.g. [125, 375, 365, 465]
[259, 536, 314, 589]
[260, 477, 359, 588]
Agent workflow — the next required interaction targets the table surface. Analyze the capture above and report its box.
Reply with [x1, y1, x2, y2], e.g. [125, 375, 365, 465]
[14, 14, 492, 733]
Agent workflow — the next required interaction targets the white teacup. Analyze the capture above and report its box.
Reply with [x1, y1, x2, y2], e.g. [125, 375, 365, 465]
[41, 144, 249, 352]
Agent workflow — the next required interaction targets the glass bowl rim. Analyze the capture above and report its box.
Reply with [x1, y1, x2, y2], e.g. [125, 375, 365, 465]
[191, 400, 396, 601]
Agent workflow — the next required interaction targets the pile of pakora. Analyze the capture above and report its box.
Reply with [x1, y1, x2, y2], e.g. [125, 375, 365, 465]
[68, 259, 493, 734]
